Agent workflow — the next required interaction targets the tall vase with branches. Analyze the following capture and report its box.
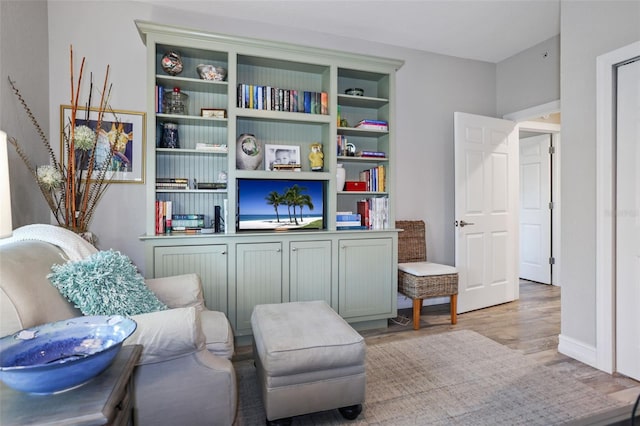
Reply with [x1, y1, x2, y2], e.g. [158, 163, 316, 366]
[7, 46, 123, 236]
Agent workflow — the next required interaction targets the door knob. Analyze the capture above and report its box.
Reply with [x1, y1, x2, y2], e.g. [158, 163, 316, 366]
[458, 220, 475, 228]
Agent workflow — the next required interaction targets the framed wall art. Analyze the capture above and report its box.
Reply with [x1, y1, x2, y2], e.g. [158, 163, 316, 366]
[60, 105, 146, 183]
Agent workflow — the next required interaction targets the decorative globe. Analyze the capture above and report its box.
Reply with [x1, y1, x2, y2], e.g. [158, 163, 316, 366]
[0, 315, 137, 394]
[236, 133, 263, 170]
[161, 51, 183, 76]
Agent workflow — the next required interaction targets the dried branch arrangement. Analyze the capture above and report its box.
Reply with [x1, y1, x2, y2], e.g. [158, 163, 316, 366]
[8, 46, 123, 234]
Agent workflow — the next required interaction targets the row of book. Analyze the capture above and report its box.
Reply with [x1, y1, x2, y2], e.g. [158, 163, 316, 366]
[359, 165, 386, 192]
[155, 200, 208, 234]
[336, 197, 389, 230]
[237, 84, 328, 115]
[357, 197, 389, 230]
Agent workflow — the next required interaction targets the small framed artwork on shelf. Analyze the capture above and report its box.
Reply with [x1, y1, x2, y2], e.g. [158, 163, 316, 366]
[264, 144, 301, 171]
[201, 108, 226, 118]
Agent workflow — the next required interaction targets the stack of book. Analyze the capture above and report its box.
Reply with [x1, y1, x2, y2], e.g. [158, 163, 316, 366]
[272, 164, 302, 171]
[195, 143, 228, 153]
[237, 84, 328, 115]
[156, 178, 189, 190]
[356, 150, 386, 158]
[196, 182, 227, 190]
[171, 214, 206, 232]
[336, 212, 366, 230]
[355, 119, 388, 131]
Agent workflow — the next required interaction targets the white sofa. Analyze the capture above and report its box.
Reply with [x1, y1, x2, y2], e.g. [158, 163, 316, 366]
[0, 237, 237, 425]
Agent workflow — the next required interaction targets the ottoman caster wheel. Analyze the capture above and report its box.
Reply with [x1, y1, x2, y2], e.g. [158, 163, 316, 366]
[339, 404, 362, 420]
[266, 417, 292, 426]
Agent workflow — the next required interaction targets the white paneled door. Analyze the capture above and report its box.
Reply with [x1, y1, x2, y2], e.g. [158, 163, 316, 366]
[519, 134, 551, 284]
[615, 58, 640, 381]
[454, 112, 519, 313]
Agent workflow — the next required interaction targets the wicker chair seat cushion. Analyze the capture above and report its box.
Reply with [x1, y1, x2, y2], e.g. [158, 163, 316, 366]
[398, 262, 457, 276]
[398, 266, 458, 299]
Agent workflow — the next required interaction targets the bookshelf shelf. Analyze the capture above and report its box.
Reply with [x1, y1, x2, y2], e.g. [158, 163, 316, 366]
[235, 108, 332, 124]
[156, 75, 228, 93]
[337, 94, 388, 108]
[337, 156, 388, 163]
[156, 148, 228, 155]
[155, 189, 228, 194]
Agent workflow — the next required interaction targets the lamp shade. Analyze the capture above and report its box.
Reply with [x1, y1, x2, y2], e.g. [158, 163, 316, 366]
[0, 130, 13, 238]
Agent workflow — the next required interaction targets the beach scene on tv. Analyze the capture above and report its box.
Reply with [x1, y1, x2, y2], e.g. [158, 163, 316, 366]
[237, 179, 324, 231]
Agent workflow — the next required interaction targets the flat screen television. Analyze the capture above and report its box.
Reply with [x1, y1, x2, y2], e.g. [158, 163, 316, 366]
[236, 178, 325, 231]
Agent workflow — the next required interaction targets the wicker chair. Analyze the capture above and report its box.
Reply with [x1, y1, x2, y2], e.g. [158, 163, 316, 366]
[397, 220, 458, 330]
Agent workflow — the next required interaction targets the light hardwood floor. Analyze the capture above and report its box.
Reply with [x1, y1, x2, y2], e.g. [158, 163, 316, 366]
[236, 280, 640, 405]
[360, 280, 640, 406]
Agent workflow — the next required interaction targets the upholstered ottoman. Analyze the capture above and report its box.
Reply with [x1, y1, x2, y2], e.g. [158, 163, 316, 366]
[251, 301, 366, 424]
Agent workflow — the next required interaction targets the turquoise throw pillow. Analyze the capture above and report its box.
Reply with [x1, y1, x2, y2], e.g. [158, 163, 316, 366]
[48, 250, 167, 316]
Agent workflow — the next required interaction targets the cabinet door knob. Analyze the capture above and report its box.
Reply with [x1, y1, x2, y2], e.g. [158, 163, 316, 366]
[221, 251, 227, 255]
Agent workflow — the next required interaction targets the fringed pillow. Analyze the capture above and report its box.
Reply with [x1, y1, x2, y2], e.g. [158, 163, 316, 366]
[48, 249, 167, 316]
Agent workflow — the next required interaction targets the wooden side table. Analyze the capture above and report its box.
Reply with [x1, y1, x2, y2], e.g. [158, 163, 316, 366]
[1, 344, 142, 426]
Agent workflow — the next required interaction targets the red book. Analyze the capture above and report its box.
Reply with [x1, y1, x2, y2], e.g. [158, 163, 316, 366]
[357, 200, 370, 229]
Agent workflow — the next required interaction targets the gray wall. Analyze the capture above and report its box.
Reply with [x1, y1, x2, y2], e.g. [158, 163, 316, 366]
[0, 0, 50, 227]
[496, 35, 560, 116]
[7, 0, 496, 275]
[559, 0, 640, 348]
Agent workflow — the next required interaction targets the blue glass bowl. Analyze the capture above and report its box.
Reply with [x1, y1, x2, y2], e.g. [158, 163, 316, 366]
[0, 316, 137, 394]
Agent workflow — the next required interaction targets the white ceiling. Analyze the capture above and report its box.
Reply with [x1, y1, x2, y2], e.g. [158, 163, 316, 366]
[140, 0, 561, 63]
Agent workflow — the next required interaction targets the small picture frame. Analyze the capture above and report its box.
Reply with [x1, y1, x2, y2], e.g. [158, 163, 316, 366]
[201, 108, 226, 118]
[264, 144, 301, 171]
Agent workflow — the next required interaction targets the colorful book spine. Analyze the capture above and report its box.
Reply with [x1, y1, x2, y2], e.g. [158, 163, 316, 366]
[357, 200, 370, 229]
[304, 91, 312, 113]
[321, 92, 328, 115]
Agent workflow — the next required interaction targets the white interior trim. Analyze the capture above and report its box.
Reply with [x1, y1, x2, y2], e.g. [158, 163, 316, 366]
[503, 100, 561, 122]
[595, 40, 640, 374]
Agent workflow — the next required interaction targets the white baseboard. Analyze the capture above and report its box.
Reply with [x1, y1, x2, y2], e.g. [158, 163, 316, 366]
[558, 333, 598, 369]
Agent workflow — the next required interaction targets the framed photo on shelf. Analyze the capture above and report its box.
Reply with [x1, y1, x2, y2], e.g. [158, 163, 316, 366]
[60, 105, 146, 183]
[264, 144, 301, 171]
[201, 108, 226, 118]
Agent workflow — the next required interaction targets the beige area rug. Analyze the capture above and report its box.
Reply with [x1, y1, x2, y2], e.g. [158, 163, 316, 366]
[233, 330, 625, 425]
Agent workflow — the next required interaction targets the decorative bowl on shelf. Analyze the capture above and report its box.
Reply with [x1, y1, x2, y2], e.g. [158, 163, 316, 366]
[345, 88, 364, 96]
[161, 51, 184, 76]
[196, 64, 227, 81]
[0, 315, 137, 394]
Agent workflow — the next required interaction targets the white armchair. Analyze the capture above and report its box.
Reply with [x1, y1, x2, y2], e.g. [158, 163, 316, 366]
[0, 237, 237, 425]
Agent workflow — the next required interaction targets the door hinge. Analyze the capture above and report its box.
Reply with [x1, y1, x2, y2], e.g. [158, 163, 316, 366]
[549, 257, 556, 265]
[549, 146, 555, 154]
[549, 202, 554, 210]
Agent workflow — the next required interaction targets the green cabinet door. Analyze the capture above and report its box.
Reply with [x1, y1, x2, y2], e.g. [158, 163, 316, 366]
[235, 242, 283, 335]
[338, 237, 394, 320]
[154, 245, 228, 313]
[290, 240, 333, 306]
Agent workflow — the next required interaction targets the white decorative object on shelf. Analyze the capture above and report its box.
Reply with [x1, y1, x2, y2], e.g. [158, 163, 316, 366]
[236, 133, 263, 170]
